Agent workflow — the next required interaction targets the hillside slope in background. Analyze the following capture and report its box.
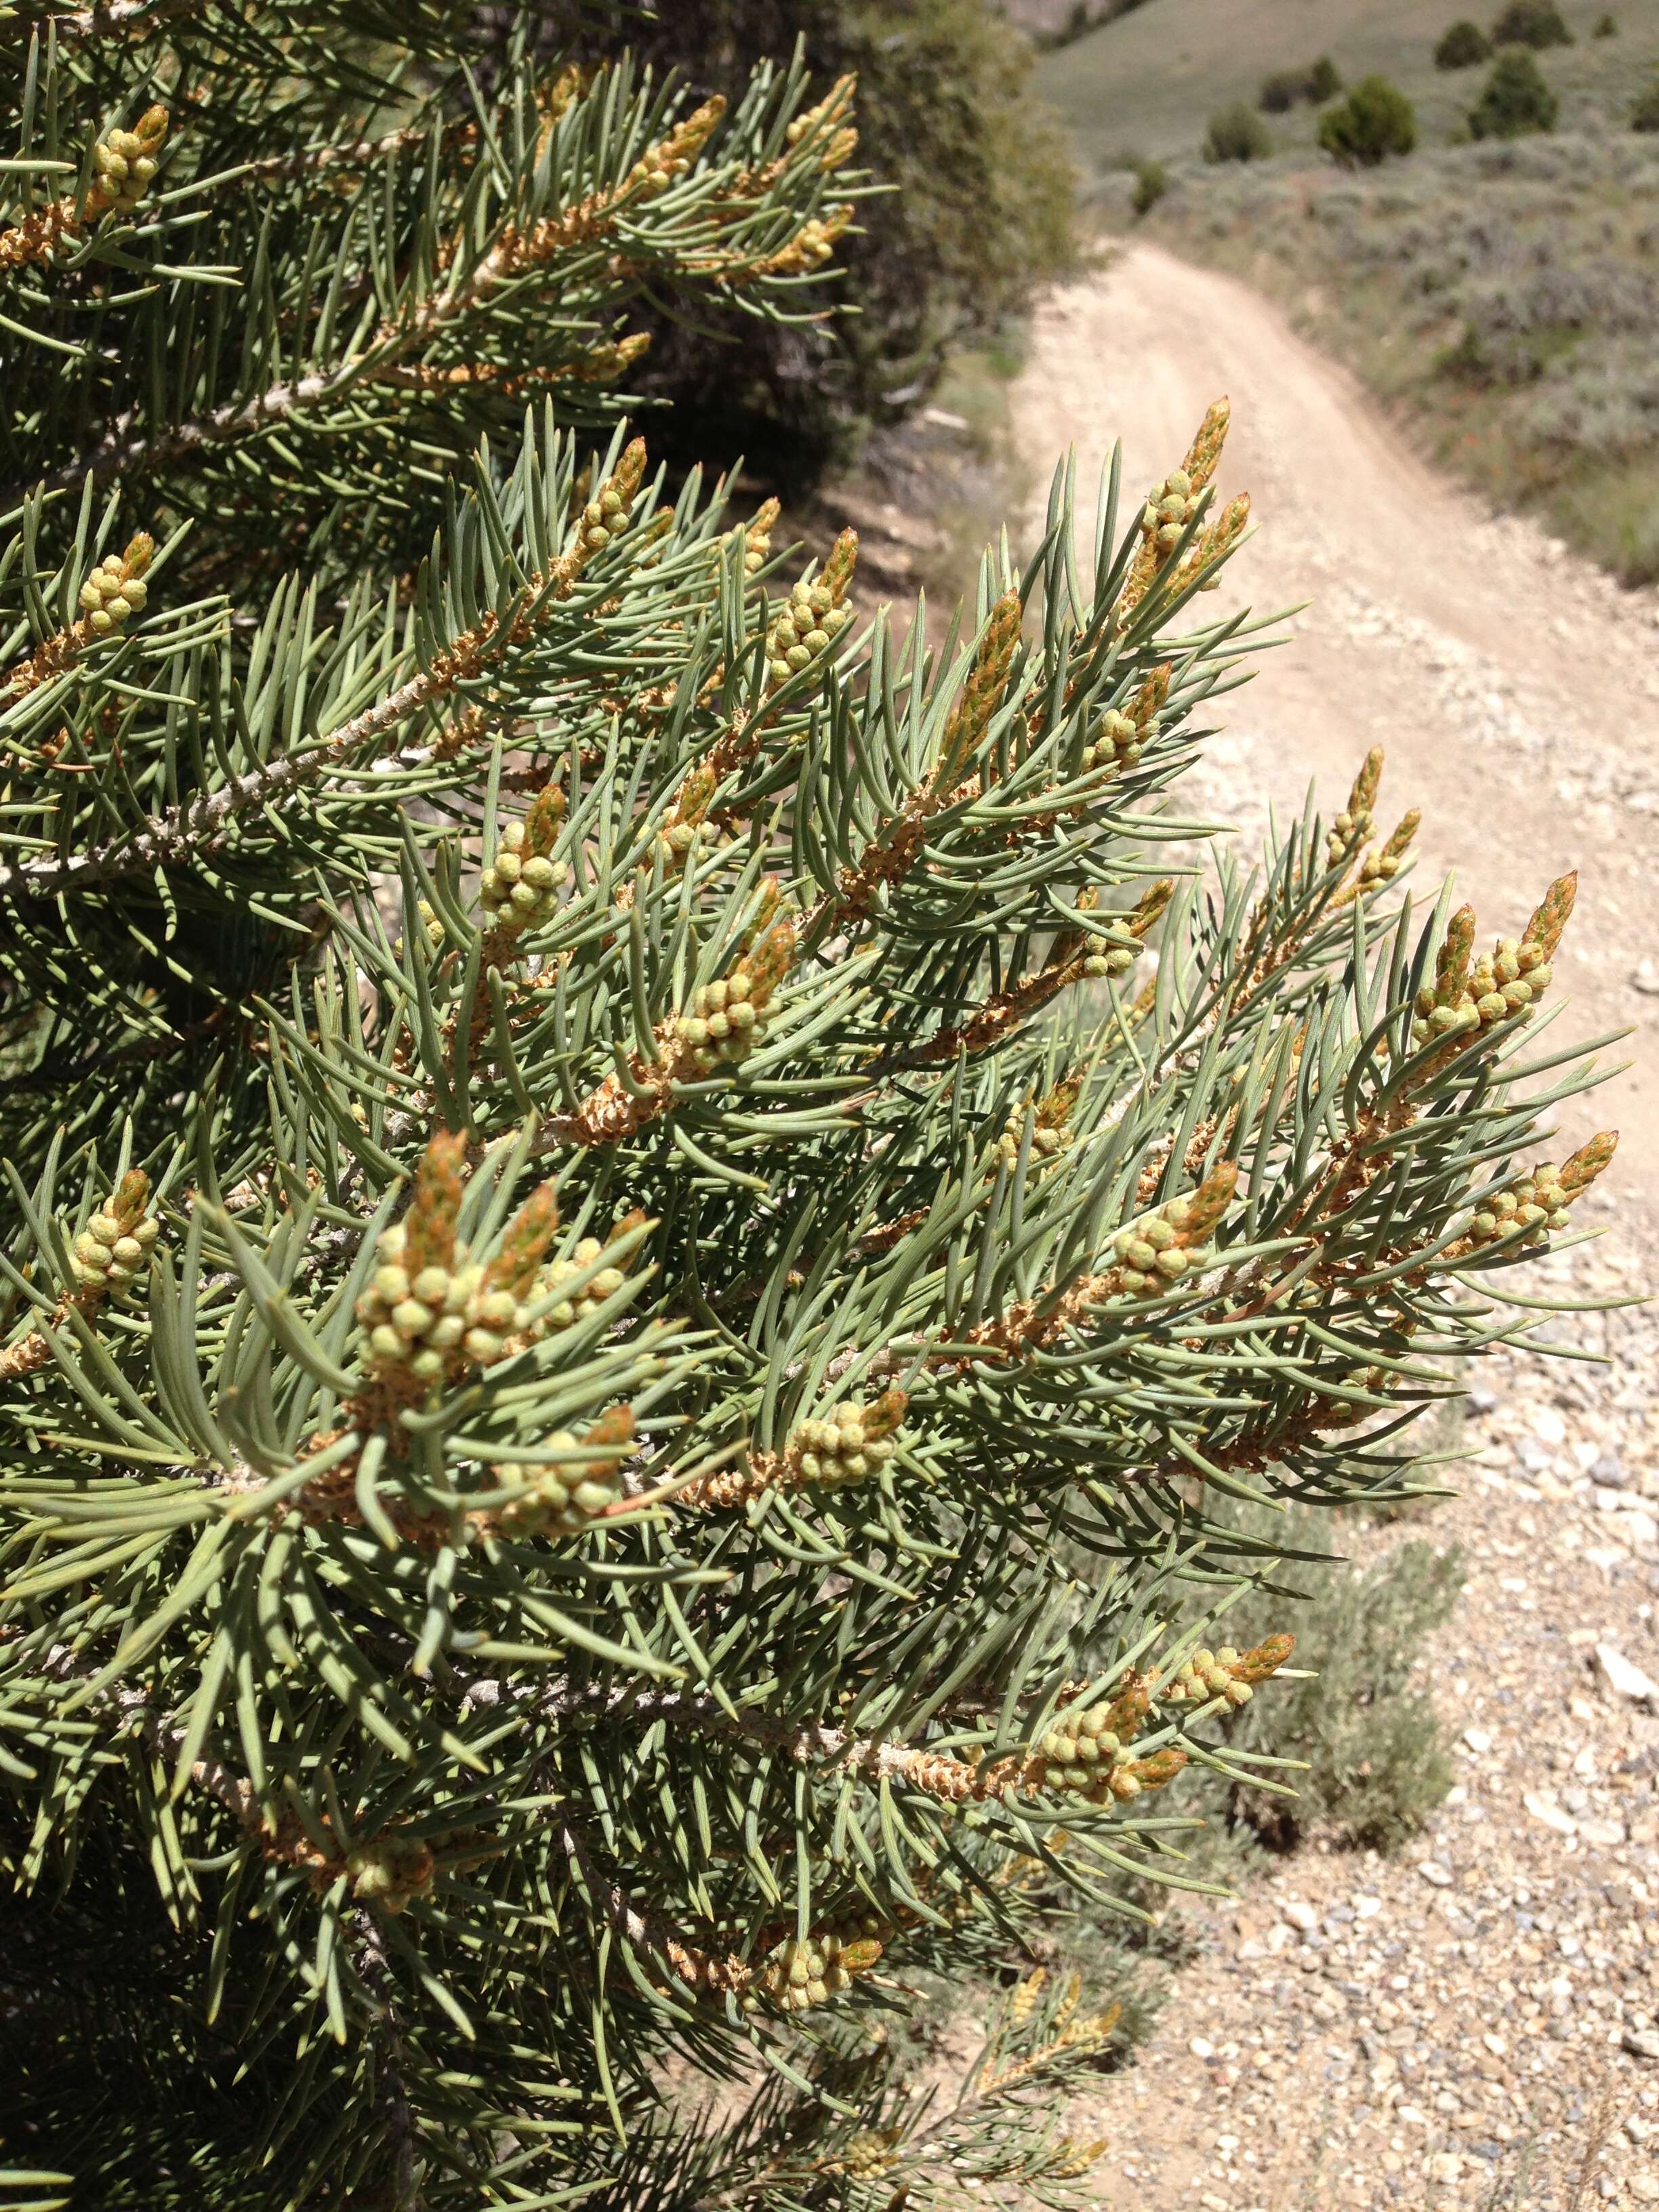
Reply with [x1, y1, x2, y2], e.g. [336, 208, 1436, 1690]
[998, 0, 1153, 38]
[1038, 0, 1658, 163]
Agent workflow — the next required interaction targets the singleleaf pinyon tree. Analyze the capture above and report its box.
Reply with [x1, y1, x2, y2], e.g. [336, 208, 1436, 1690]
[0, 4, 1618, 2208]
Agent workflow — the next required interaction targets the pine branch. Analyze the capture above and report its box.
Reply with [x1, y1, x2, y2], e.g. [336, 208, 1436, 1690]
[0, 21, 1618, 2200]
[0, 442, 644, 902]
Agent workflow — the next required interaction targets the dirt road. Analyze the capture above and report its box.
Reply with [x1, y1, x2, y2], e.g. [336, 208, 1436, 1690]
[1012, 242, 1659, 1207]
[1009, 242, 1659, 2212]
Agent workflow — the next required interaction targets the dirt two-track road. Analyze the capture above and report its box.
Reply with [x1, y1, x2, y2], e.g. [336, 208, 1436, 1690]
[1012, 241, 1659, 1214]
[1006, 245, 1659, 2212]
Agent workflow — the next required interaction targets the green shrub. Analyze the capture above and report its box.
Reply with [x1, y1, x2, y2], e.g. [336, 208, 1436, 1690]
[1436, 18, 1495, 66]
[1204, 100, 1273, 162]
[1633, 77, 1659, 130]
[1259, 67, 1305, 112]
[1594, 9, 1619, 30]
[1306, 55, 1345, 102]
[1491, 0, 1574, 46]
[1132, 157, 1171, 213]
[1319, 75, 1418, 165]
[1470, 47, 1561, 136]
[1216, 1517, 1465, 1850]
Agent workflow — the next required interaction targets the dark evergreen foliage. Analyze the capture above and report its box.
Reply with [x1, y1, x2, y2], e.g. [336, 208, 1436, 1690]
[511, 0, 1079, 494]
[1469, 47, 1561, 137]
[1437, 20, 1496, 70]
[1319, 75, 1420, 166]
[0, 5, 1616, 2207]
[1492, 0, 1574, 47]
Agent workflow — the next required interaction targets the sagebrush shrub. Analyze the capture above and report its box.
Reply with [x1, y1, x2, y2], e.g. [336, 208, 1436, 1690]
[1524, 333, 1659, 451]
[1198, 1512, 1465, 1851]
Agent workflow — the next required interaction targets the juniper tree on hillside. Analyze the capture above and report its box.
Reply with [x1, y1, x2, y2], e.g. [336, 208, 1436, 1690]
[0, 6, 1620, 2209]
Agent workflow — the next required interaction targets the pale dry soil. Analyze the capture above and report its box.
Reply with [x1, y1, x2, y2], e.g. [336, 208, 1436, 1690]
[1003, 249, 1659, 2209]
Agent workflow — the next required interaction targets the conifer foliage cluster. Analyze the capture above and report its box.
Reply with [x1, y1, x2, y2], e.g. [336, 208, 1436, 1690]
[0, 5, 1616, 2208]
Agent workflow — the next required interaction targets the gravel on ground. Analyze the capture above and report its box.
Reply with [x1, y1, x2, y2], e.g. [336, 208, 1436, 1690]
[1067, 1232, 1659, 2211]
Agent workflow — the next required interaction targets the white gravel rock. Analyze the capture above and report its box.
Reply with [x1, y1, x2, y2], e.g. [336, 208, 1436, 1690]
[1598, 1644, 1659, 1705]
[1524, 1791, 1579, 1837]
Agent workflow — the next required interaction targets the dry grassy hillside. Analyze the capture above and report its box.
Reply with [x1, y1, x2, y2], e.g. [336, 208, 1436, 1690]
[1037, 0, 1657, 163]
